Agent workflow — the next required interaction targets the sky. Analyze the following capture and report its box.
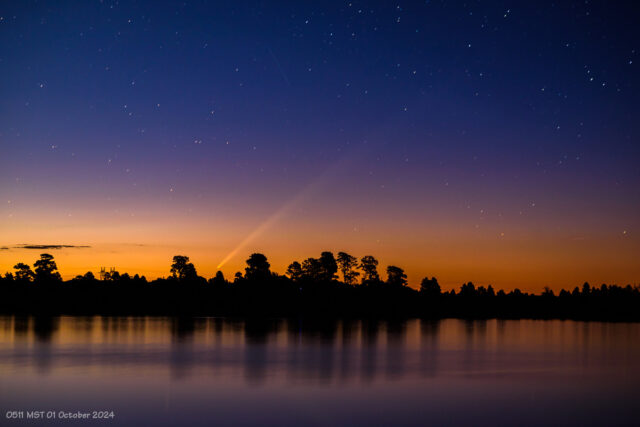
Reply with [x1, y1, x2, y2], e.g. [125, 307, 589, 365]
[1, 0, 639, 291]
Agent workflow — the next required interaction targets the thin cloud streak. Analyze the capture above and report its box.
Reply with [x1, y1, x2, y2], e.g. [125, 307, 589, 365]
[13, 244, 91, 250]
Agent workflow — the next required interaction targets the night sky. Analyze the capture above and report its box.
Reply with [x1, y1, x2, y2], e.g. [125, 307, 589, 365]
[1, 0, 639, 291]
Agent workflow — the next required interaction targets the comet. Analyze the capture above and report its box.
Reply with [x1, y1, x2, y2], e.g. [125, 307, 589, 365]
[216, 149, 355, 269]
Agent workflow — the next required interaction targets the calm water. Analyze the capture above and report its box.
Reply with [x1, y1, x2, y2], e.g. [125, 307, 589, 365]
[0, 317, 639, 426]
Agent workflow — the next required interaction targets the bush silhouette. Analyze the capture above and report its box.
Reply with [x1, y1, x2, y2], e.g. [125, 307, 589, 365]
[0, 252, 638, 320]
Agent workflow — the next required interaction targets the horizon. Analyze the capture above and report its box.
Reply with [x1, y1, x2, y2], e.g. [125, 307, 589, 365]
[1, 245, 637, 292]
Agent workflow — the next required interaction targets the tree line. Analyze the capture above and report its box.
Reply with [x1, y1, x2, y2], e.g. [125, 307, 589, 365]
[0, 252, 638, 320]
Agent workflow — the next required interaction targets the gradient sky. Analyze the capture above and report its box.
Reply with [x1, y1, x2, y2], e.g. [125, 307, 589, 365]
[1, 0, 639, 291]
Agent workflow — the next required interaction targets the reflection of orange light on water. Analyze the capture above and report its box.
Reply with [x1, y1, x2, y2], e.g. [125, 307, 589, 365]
[2, 316, 637, 356]
[2, 316, 639, 426]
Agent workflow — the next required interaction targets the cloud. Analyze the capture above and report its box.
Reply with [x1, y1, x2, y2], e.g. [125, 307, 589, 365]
[13, 244, 91, 250]
[0, 246, 8, 250]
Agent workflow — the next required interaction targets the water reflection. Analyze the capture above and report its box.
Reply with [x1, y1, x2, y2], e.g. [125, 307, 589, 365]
[0, 316, 638, 382]
[1, 316, 639, 426]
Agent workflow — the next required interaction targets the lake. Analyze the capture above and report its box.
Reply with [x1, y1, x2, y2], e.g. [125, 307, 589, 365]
[0, 317, 639, 426]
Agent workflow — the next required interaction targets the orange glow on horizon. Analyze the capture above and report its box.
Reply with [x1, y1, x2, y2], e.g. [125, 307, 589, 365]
[1, 220, 638, 293]
[1, 165, 638, 293]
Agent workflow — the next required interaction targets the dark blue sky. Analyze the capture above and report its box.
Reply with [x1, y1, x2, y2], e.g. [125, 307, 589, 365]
[1, 1, 639, 288]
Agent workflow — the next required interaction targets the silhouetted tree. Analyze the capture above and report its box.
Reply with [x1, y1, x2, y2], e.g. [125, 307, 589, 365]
[359, 255, 380, 284]
[1, 248, 639, 320]
[337, 252, 360, 285]
[210, 270, 227, 287]
[33, 254, 62, 282]
[72, 271, 97, 282]
[386, 265, 408, 287]
[104, 270, 121, 281]
[459, 282, 476, 297]
[13, 263, 35, 282]
[420, 276, 441, 296]
[133, 273, 142, 282]
[170, 255, 198, 281]
[244, 253, 271, 281]
[319, 251, 338, 281]
[302, 257, 322, 281]
[286, 261, 303, 281]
